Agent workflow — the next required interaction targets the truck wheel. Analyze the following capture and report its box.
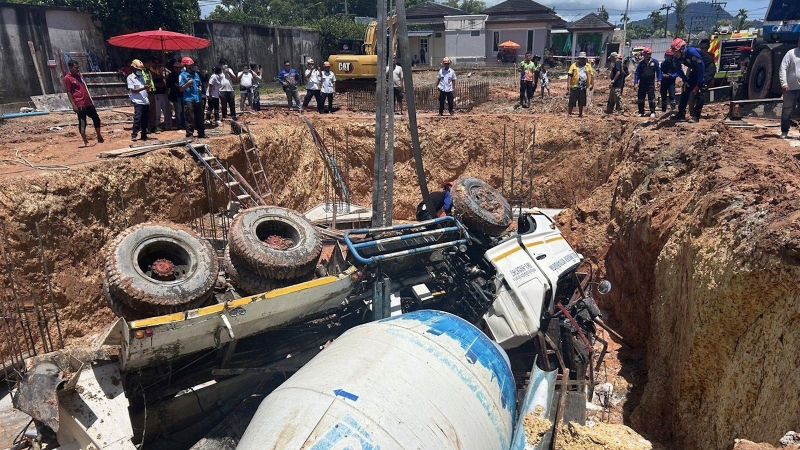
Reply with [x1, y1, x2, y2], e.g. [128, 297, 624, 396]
[748, 49, 773, 100]
[105, 222, 219, 316]
[103, 279, 147, 321]
[228, 206, 322, 280]
[223, 246, 280, 295]
[452, 177, 512, 236]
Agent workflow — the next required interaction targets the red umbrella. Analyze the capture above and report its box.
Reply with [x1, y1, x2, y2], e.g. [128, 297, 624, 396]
[108, 28, 210, 51]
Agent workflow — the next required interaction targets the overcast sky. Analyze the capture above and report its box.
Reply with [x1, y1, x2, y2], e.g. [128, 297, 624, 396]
[200, 0, 773, 22]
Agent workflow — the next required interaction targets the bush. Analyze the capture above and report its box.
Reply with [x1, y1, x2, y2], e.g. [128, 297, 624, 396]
[313, 16, 368, 60]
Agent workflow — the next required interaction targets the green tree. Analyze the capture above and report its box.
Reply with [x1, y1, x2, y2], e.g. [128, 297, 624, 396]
[443, 0, 486, 14]
[314, 15, 368, 59]
[9, 0, 199, 37]
[598, 5, 609, 22]
[735, 8, 748, 31]
[648, 10, 664, 34]
[673, 0, 688, 37]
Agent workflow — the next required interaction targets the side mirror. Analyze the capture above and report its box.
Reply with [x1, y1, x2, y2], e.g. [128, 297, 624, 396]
[597, 280, 612, 295]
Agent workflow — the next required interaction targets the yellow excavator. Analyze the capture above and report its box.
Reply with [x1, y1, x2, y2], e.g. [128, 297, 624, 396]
[328, 19, 397, 92]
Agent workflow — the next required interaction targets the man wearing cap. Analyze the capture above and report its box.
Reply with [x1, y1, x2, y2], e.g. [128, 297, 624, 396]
[670, 38, 705, 122]
[127, 59, 150, 141]
[605, 53, 627, 114]
[179, 57, 206, 138]
[278, 60, 302, 111]
[634, 47, 661, 118]
[320, 61, 336, 113]
[567, 52, 594, 117]
[779, 37, 800, 138]
[64, 60, 104, 146]
[519, 52, 535, 108]
[302, 59, 323, 113]
[438, 57, 457, 116]
[660, 50, 677, 112]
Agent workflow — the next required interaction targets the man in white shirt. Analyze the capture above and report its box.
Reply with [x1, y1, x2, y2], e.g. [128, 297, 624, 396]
[127, 59, 150, 141]
[437, 57, 457, 116]
[779, 38, 800, 138]
[219, 64, 236, 120]
[206, 66, 222, 125]
[303, 59, 323, 113]
[238, 63, 260, 112]
[392, 61, 404, 114]
[320, 61, 336, 113]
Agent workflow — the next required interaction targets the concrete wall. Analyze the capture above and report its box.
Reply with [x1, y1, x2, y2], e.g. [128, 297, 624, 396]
[0, 4, 105, 103]
[486, 24, 549, 59]
[444, 15, 487, 62]
[193, 21, 320, 80]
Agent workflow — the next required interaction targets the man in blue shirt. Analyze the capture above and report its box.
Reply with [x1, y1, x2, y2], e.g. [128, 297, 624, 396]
[660, 49, 678, 112]
[671, 38, 705, 122]
[634, 47, 662, 118]
[179, 57, 205, 138]
[278, 60, 302, 111]
[415, 182, 453, 221]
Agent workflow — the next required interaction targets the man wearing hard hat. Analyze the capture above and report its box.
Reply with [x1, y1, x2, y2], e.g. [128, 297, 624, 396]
[127, 59, 150, 141]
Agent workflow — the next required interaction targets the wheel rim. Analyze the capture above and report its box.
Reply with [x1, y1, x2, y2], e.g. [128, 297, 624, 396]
[254, 218, 301, 251]
[754, 67, 767, 92]
[133, 237, 196, 284]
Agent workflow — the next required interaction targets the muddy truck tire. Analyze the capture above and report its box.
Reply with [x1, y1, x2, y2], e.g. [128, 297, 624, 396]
[103, 279, 148, 321]
[228, 206, 322, 280]
[104, 222, 219, 316]
[223, 246, 282, 295]
[452, 177, 512, 236]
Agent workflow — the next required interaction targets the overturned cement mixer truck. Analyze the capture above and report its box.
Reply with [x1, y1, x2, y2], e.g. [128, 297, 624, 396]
[10, 177, 617, 450]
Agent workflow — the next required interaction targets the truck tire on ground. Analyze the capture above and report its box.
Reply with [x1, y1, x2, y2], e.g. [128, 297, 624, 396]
[452, 177, 512, 236]
[104, 222, 219, 316]
[748, 48, 773, 100]
[228, 206, 322, 280]
[223, 246, 280, 295]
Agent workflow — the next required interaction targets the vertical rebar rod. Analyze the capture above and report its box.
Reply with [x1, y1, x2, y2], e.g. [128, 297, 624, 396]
[510, 125, 517, 202]
[34, 222, 58, 353]
[529, 124, 536, 207]
[501, 123, 506, 195]
[0, 221, 36, 357]
[521, 123, 527, 203]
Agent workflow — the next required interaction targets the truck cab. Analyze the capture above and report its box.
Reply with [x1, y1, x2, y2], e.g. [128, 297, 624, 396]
[744, 0, 800, 99]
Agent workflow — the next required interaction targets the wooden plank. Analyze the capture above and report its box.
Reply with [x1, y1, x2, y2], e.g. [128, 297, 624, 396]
[97, 139, 192, 159]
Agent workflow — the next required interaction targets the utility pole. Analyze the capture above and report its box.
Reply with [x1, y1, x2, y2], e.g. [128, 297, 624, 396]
[372, 0, 388, 227]
[660, 3, 674, 38]
[711, 0, 727, 29]
[621, 0, 631, 58]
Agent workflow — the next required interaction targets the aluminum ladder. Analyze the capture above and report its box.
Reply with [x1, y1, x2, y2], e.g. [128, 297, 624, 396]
[234, 120, 275, 204]
[187, 144, 265, 209]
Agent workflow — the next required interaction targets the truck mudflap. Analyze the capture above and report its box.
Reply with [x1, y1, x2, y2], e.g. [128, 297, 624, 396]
[483, 237, 549, 349]
[119, 267, 357, 371]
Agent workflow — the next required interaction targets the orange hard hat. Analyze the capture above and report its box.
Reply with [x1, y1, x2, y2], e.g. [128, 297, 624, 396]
[671, 38, 687, 52]
[643, 47, 652, 55]
[181, 56, 195, 66]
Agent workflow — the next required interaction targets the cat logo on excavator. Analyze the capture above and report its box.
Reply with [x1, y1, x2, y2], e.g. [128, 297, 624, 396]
[338, 62, 353, 73]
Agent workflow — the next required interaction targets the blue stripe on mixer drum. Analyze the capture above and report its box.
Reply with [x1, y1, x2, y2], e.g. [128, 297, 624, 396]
[385, 310, 517, 420]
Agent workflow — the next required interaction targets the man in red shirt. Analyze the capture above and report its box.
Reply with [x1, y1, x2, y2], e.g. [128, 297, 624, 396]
[64, 60, 104, 146]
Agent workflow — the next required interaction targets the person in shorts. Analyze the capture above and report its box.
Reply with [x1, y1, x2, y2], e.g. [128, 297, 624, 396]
[64, 60, 103, 146]
[567, 52, 594, 117]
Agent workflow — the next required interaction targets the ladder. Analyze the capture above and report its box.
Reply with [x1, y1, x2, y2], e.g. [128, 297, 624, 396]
[234, 120, 275, 204]
[187, 144, 265, 209]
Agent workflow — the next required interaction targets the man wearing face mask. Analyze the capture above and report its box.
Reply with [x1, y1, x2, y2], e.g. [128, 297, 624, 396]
[127, 59, 150, 141]
[179, 57, 206, 139]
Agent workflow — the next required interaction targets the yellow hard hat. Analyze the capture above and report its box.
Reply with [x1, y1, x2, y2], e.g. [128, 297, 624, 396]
[442, 57, 451, 64]
[131, 59, 144, 70]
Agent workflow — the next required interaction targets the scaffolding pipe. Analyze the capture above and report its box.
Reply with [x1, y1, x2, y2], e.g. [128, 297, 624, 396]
[396, 0, 435, 217]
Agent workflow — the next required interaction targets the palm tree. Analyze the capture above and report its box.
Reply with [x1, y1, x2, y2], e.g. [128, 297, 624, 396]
[736, 8, 748, 31]
[673, 0, 688, 37]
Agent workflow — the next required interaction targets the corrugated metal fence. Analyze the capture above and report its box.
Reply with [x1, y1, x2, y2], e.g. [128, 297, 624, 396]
[346, 81, 490, 112]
